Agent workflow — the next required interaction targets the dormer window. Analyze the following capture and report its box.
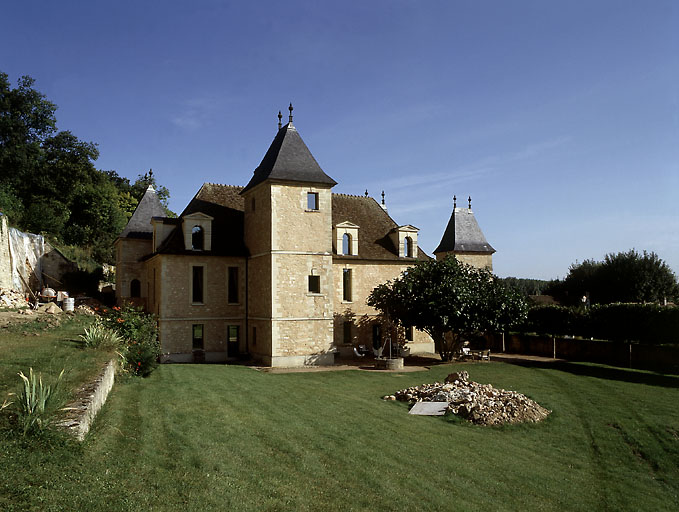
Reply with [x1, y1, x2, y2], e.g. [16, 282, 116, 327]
[182, 212, 214, 251]
[334, 221, 359, 256]
[192, 226, 204, 251]
[389, 225, 419, 258]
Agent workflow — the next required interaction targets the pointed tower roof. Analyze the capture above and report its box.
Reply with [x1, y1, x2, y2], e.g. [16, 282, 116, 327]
[434, 199, 495, 254]
[119, 186, 167, 239]
[240, 109, 336, 194]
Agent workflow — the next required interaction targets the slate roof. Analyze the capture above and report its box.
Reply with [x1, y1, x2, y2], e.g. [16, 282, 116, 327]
[332, 194, 428, 261]
[119, 186, 167, 239]
[434, 207, 495, 254]
[153, 184, 248, 257]
[241, 122, 337, 194]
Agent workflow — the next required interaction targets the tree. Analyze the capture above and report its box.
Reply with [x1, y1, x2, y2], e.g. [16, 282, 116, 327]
[367, 257, 528, 361]
[546, 250, 679, 305]
[0, 71, 175, 264]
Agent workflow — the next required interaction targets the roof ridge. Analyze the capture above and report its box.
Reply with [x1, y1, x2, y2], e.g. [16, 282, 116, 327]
[332, 192, 373, 199]
[202, 182, 244, 189]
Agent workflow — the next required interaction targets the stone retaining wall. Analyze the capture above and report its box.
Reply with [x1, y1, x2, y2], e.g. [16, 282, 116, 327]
[59, 360, 116, 441]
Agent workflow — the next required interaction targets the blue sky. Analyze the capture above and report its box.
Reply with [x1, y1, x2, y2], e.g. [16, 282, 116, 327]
[2, 1, 678, 279]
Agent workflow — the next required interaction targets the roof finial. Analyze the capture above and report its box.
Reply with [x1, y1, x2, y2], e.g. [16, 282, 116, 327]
[288, 103, 293, 123]
[453, 195, 457, 208]
[365, 189, 369, 197]
[278, 110, 282, 129]
[149, 168, 153, 178]
[468, 196, 472, 209]
[381, 190, 385, 204]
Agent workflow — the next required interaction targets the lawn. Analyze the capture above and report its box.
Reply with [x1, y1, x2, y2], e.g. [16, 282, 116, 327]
[1, 321, 678, 511]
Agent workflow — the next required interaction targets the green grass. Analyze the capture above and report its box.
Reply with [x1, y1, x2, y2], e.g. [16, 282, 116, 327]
[0, 314, 112, 399]
[1, 325, 678, 511]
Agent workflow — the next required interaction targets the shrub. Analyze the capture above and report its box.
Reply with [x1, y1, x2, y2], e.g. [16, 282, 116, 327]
[79, 319, 123, 350]
[13, 368, 65, 436]
[102, 304, 160, 376]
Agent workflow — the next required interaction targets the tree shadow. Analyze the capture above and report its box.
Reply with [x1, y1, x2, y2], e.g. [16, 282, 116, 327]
[503, 358, 679, 389]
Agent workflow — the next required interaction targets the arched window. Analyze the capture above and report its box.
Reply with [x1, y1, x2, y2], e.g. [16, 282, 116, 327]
[342, 233, 352, 255]
[192, 226, 204, 251]
[130, 279, 141, 298]
[404, 236, 413, 257]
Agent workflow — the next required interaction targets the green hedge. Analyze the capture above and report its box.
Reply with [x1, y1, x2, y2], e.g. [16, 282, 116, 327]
[520, 304, 679, 345]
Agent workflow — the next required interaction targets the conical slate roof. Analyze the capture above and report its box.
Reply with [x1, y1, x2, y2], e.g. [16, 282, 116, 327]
[434, 206, 495, 254]
[241, 122, 336, 194]
[119, 186, 167, 239]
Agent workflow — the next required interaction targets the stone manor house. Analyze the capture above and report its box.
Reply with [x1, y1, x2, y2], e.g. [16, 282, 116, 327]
[115, 108, 495, 367]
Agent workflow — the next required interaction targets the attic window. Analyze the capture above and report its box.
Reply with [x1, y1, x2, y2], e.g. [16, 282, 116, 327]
[404, 236, 413, 258]
[342, 233, 352, 255]
[307, 192, 319, 211]
[192, 226, 204, 251]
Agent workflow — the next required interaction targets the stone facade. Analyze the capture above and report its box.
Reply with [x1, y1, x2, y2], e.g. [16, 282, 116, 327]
[115, 117, 439, 367]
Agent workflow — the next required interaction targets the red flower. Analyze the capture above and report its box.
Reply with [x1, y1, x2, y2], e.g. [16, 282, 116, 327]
[117, 318, 124, 323]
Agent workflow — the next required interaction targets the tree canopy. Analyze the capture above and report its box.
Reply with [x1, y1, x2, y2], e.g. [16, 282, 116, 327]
[0, 72, 174, 264]
[367, 257, 528, 361]
[545, 249, 679, 305]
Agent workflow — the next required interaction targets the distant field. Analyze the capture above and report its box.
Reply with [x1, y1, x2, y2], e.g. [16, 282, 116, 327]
[1, 322, 678, 511]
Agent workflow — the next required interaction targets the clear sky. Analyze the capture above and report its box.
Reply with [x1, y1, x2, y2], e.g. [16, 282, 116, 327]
[2, 1, 677, 279]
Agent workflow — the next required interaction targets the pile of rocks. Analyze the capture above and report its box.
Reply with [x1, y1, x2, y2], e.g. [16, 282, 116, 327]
[383, 371, 551, 426]
[0, 288, 29, 309]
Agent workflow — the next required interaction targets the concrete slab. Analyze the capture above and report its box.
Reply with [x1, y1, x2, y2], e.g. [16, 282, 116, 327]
[409, 401, 449, 416]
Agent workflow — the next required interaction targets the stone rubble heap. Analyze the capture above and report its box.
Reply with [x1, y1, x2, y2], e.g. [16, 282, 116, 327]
[0, 288, 29, 309]
[383, 371, 551, 426]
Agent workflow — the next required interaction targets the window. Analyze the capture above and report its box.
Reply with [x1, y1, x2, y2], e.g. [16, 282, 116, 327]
[192, 266, 204, 303]
[342, 233, 352, 255]
[192, 324, 204, 350]
[228, 325, 240, 356]
[130, 279, 141, 298]
[192, 226, 204, 251]
[307, 192, 319, 210]
[308, 275, 320, 294]
[343, 321, 352, 345]
[404, 236, 413, 257]
[251, 197, 256, 211]
[405, 325, 414, 342]
[343, 268, 352, 302]
[228, 266, 239, 304]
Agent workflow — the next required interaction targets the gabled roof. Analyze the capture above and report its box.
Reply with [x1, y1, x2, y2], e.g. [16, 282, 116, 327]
[332, 194, 428, 261]
[434, 207, 495, 254]
[119, 186, 167, 239]
[241, 122, 337, 194]
[153, 184, 248, 257]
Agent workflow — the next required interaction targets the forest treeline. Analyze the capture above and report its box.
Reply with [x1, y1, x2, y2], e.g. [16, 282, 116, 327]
[0, 72, 173, 266]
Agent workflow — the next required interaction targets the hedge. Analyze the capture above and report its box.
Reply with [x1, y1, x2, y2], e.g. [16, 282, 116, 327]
[519, 304, 679, 345]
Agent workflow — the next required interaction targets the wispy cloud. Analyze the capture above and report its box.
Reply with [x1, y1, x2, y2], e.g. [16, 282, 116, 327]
[370, 135, 572, 193]
[170, 94, 229, 131]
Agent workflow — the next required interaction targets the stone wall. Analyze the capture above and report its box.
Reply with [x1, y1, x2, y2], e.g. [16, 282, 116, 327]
[154, 254, 246, 362]
[115, 238, 153, 304]
[436, 251, 493, 271]
[332, 259, 434, 353]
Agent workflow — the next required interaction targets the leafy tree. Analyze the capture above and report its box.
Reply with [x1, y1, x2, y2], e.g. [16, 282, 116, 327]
[547, 250, 679, 305]
[367, 257, 528, 361]
[500, 277, 550, 296]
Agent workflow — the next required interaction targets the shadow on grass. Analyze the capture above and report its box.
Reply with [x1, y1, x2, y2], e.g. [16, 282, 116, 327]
[505, 359, 679, 389]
